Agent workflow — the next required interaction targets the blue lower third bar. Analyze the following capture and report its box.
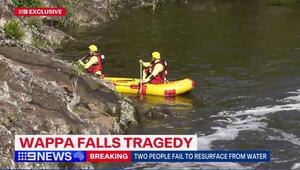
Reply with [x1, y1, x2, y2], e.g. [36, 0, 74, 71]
[14, 151, 86, 162]
[132, 151, 271, 162]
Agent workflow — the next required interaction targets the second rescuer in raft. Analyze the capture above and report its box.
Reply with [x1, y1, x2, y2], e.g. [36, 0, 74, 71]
[79, 45, 105, 78]
[139, 52, 168, 84]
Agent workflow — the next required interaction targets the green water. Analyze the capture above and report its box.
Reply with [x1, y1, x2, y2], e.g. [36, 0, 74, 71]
[58, 1, 300, 168]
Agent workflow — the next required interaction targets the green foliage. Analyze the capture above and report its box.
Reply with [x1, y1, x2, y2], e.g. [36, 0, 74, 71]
[268, 0, 299, 6]
[69, 62, 85, 79]
[57, 17, 79, 28]
[5, 112, 17, 124]
[3, 20, 24, 40]
[27, 18, 42, 31]
[69, 62, 85, 94]
[32, 35, 47, 49]
[12, 0, 43, 8]
[0, 116, 4, 125]
[56, 0, 80, 27]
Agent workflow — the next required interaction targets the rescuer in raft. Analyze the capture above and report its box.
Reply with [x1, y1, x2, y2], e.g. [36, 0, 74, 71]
[139, 51, 168, 84]
[78, 45, 105, 78]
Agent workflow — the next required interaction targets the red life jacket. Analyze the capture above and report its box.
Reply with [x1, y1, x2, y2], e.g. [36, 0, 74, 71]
[86, 53, 103, 74]
[148, 59, 167, 84]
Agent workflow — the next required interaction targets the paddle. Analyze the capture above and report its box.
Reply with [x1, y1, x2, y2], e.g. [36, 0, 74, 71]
[139, 60, 143, 95]
[76, 55, 87, 66]
[78, 55, 88, 62]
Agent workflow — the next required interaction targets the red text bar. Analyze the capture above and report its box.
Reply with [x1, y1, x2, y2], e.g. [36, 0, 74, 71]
[86, 151, 132, 162]
[14, 8, 66, 16]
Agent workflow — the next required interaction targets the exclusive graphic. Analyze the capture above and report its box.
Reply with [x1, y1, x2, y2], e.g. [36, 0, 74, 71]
[15, 135, 270, 163]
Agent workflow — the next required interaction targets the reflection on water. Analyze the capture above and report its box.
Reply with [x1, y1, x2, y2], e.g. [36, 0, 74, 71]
[127, 94, 194, 111]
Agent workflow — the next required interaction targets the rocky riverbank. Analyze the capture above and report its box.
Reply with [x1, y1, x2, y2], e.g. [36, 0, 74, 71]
[0, 0, 166, 50]
[0, 45, 139, 168]
[0, 0, 165, 168]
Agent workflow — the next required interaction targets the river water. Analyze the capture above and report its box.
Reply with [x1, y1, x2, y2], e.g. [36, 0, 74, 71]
[58, 0, 300, 169]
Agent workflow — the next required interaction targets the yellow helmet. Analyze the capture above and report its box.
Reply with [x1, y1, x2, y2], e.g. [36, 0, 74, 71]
[152, 51, 161, 59]
[89, 45, 98, 52]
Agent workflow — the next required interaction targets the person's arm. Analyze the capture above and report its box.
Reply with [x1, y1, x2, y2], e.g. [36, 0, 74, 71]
[84, 56, 98, 69]
[95, 71, 102, 76]
[142, 62, 151, 67]
[143, 64, 163, 83]
[139, 60, 151, 67]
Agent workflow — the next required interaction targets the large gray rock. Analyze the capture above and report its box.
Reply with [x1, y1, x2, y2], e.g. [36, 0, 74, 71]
[0, 125, 15, 168]
[119, 100, 137, 130]
[40, 26, 73, 45]
[0, 46, 139, 168]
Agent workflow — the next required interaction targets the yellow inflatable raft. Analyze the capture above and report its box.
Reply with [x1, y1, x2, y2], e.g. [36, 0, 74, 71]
[104, 77, 195, 96]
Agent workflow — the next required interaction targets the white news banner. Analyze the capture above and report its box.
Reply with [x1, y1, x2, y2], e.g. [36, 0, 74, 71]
[15, 135, 198, 151]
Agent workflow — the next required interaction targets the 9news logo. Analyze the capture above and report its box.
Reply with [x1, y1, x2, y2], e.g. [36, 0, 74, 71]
[15, 151, 86, 162]
[14, 135, 270, 163]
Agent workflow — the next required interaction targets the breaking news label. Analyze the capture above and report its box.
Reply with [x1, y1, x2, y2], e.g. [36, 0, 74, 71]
[14, 135, 270, 163]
